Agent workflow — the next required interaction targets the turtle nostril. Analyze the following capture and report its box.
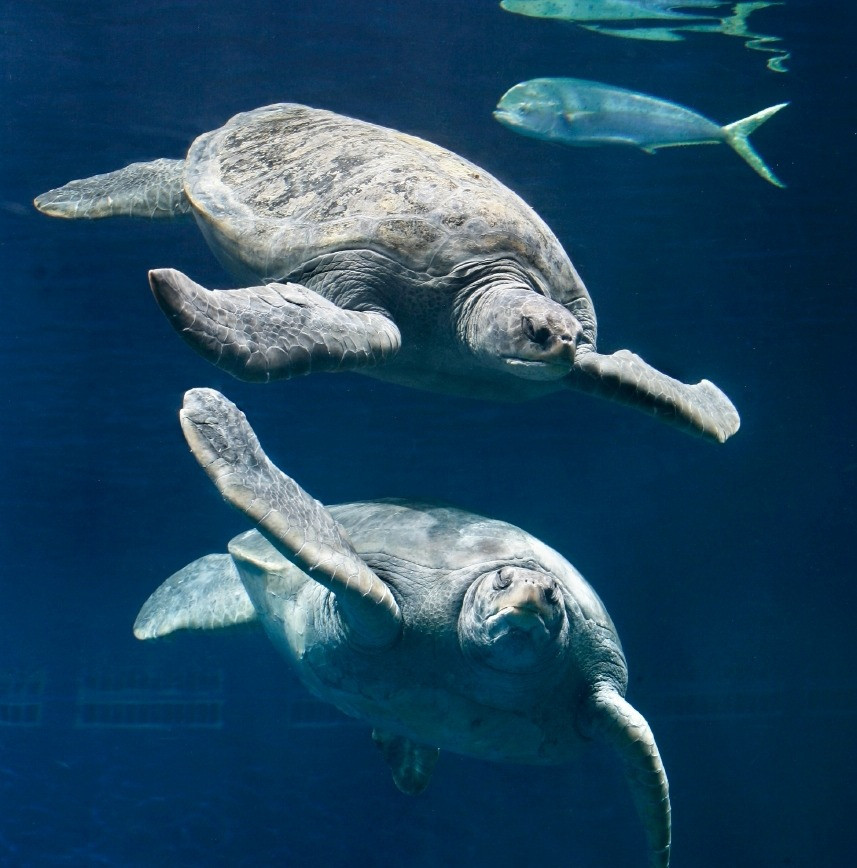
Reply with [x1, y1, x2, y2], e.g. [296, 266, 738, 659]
[563, 321, 582, 346]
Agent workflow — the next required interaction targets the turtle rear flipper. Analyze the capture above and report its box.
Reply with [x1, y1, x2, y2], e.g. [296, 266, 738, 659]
[133, 553, 257, 640]
[34, 158, 191, 219]
[150, 268, 402, 383]
[567, 347, 740, 443]
[372, 729, 440, 795]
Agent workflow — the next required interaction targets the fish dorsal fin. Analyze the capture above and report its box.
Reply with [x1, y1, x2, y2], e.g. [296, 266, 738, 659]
[372, 729, 440, 795]
[133, 554, 257, 640]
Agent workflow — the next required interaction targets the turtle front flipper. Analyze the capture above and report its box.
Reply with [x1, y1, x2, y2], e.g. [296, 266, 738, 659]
[580, 687, 671, 868]
[179, 388, 402, 649]
[566, 347, 740, 443]
[150, 269, 402, 382]
[372, 729, 440, 795]
[34, 159, 191, 219]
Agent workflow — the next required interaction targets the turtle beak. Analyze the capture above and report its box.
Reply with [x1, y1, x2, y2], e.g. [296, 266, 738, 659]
[487, 579, 560, 642]
[545, 325, 580, 366]
[496, 584, 552, 631]
[522, 312, 581, 366]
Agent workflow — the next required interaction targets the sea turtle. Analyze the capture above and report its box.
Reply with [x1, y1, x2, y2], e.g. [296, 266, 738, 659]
[34, 103, 738, 442]
[133, 387, 672, 866]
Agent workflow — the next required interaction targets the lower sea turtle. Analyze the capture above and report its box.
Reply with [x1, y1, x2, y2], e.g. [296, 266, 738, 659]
[35, 103, 738, 442]
[133, 387, 672, 866]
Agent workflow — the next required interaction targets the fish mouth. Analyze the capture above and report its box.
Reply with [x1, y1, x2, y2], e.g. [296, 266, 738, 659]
[492, 108, 519, 127]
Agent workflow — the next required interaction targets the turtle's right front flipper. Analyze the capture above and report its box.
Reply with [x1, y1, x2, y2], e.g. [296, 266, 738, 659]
[34, 158, 191, 219]
[567, 347, 740, 443]
[180, 388, 402, 650]
[150, 268, 402, 382]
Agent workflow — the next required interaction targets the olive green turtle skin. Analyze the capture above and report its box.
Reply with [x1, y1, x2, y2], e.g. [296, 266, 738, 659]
[35, 103, 738, 443]
[133, 388, 671, 866]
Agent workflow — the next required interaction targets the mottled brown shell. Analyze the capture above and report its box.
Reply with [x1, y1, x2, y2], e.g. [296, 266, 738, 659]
[183, 103, 589, 309]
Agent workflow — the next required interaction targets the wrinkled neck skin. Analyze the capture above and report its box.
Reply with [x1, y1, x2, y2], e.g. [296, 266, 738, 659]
[456, 259, 584, 382]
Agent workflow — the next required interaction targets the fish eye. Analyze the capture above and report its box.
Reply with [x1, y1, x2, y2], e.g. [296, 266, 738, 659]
[493, 569, 512, 591]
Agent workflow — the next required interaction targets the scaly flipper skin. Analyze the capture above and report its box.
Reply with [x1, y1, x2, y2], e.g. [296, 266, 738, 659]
[568, 347, 740, 443]
[179, 388, 402, 648]
[581, 686, 671, 868]
[132, 554, 256, 639]
[33, 159, 190, 219]
[149, 268, 402, 382]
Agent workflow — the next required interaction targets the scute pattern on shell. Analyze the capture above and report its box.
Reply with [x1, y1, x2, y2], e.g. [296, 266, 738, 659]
[184, 103, 588, 305]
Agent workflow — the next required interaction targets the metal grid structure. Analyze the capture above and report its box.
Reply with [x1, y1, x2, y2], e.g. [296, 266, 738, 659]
[75, 667, 225, 729]
[0, 669, 45, 727]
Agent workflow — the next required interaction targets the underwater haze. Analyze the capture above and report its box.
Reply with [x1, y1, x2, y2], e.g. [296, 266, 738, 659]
[2, 1, 855, 866]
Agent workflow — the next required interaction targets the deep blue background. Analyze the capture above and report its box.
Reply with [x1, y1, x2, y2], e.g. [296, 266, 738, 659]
[1, 1, 854, 865]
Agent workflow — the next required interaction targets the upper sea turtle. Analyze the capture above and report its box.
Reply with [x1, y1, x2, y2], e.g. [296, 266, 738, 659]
[134, 387, 671, 866]
[35, 103, 738, 442]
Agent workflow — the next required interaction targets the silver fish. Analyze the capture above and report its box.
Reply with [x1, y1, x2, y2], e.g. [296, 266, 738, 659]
[494, 77, 788, 187]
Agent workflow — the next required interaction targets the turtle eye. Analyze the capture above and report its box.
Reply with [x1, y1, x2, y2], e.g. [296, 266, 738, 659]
[522, 315, 552, 346]
[544, 585, 558, 604]
[493, 569, 512, 591]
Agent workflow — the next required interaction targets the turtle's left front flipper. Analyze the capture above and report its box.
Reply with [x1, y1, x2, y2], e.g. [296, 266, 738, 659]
[566, 347, 740, 443]
[179, 388, 402, 650]
[149, 268, 402, 383]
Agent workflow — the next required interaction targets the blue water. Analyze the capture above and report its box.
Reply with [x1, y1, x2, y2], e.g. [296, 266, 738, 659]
[1, 1, 854, 865]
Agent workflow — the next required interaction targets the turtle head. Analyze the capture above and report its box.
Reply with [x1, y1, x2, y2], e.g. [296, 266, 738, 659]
[458, 565, 569, 674]
[463, 287, 582, 381]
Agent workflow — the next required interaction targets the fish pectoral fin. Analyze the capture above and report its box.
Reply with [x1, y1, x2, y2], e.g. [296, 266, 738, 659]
[595, 134, 657, 150]
[561, 109, 596, 124]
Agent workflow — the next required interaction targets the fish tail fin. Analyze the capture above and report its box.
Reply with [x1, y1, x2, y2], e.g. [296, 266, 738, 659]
[722, 103, 788, 188]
